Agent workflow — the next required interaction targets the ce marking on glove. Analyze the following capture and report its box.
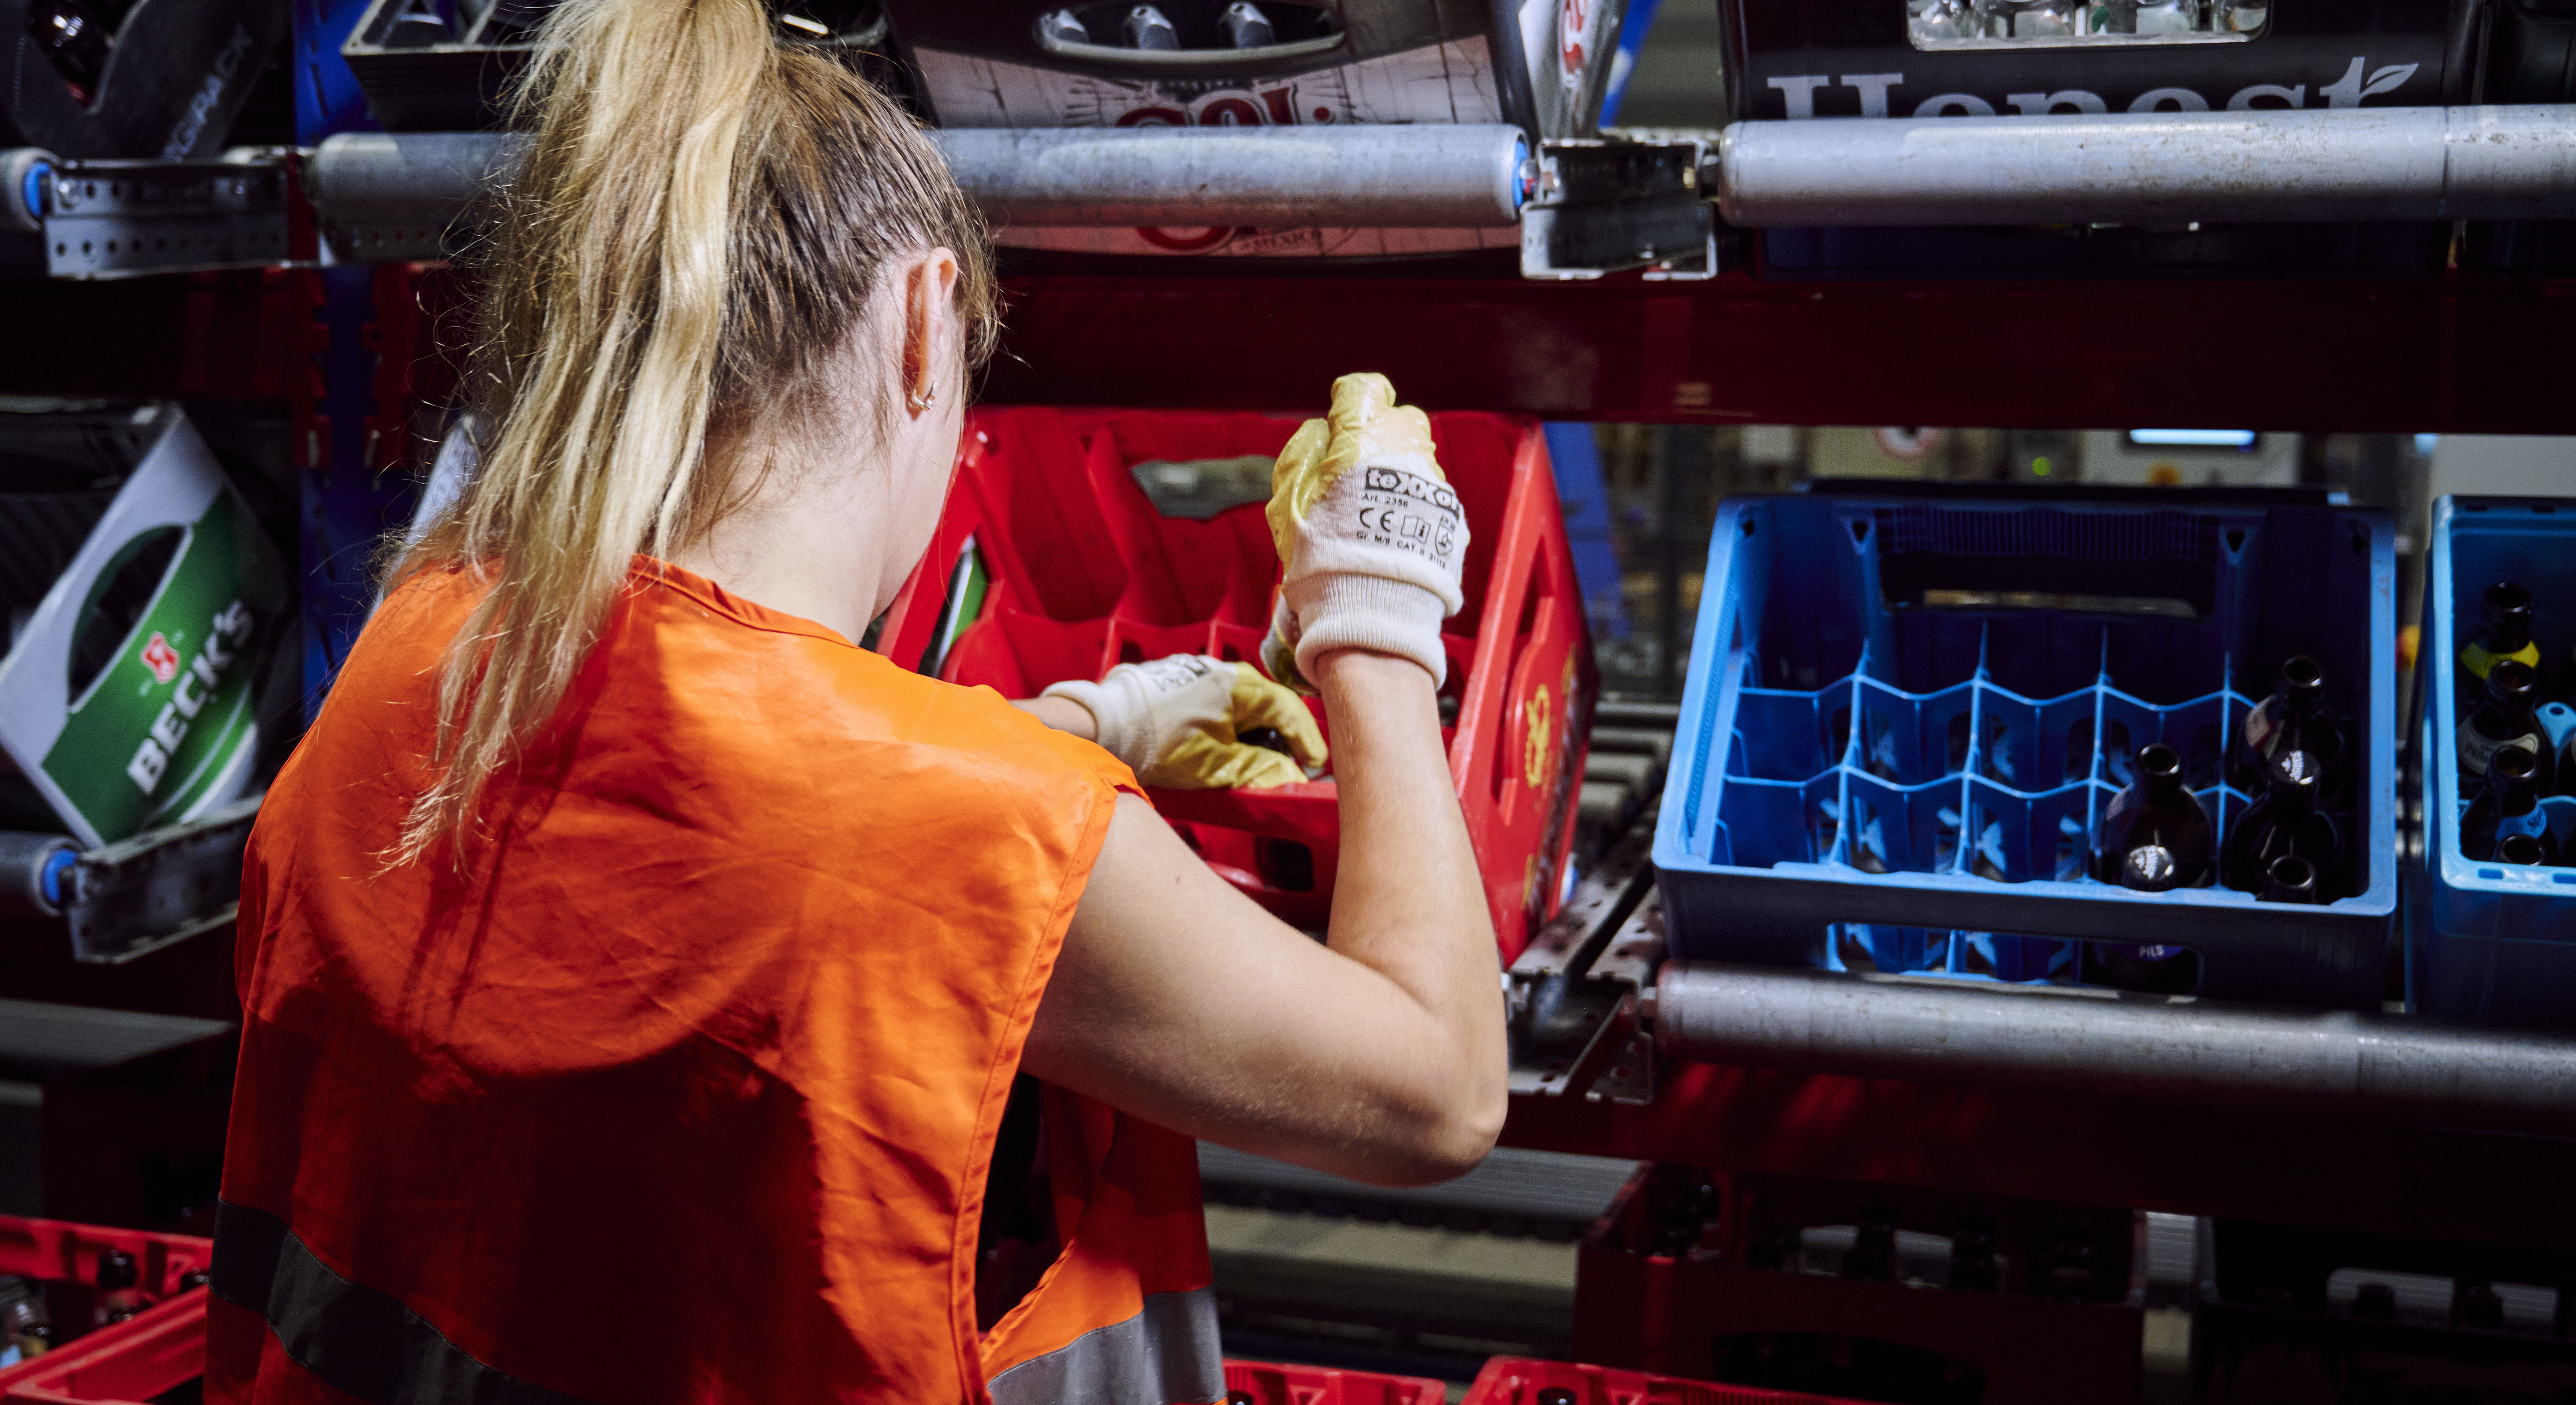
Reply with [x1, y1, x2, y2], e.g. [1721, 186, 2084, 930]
[1358, 467, 1461, 555]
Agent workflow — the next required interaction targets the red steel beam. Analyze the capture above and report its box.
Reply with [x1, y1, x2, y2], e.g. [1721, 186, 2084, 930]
[2, 264, 2567, 434]
[987, 266, 2576, 433]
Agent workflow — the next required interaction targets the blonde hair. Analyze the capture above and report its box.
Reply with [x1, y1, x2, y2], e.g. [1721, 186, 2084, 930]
[388, 0, 996, 864]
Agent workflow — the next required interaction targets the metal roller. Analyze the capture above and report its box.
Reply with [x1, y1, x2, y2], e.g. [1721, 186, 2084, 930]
[1712, 104, 2576, 227]
[307, 125, 1533, 232]
[1654, 961, 2576, 1137]
[0, 832, 78, 918]
[307, 132, 528, 225]
[932, 124, 1529, 228]
[1, 149, 55, 235]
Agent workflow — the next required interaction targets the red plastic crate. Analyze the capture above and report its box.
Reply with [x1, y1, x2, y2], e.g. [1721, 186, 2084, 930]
[1464, 1357, 1877, 1405]
[1572, 1168, 2142, 1405]
[0, 1327, 1432, 1405]
[1225, 1357, 1448, 1405]
[876, 406, 1594, 961]
[0, 1217, 211, 1405]
[0, 1298, 203, 1405]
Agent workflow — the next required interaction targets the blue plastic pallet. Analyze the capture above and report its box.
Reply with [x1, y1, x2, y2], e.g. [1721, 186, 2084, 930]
[1653, 493, 2397, 1007]
[2413, 496, 2576, 1026]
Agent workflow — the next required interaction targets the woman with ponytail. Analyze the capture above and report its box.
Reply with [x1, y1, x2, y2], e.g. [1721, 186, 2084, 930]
[208, 0, 1503, 1400]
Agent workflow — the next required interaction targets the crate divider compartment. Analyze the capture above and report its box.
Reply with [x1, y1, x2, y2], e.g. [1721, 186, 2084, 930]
[2415, 497, 2576, 1026]
[1658, 494, 2396, 1007]
[1704, 629, 2259, 885]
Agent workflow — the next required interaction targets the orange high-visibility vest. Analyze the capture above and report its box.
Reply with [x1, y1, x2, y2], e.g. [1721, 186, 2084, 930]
[207, 560, 1219, 1405]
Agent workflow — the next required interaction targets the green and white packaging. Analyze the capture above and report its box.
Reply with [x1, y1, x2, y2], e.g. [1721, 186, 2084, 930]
[0, 409, 287, 849]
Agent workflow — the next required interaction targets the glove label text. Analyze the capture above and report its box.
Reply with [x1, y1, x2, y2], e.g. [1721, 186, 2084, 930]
[1356, 467, 1462, 563]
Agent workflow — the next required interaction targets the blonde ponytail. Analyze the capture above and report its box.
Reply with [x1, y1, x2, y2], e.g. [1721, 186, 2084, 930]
[388, 0, 996, 865]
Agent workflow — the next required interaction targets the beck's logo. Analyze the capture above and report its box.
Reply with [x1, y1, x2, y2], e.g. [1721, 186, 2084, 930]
[124, 600, 254, 797]
[138, 634, 180, 685]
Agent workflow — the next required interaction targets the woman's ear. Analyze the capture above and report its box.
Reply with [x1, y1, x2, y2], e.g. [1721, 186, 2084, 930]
[902, 248, 963, 415]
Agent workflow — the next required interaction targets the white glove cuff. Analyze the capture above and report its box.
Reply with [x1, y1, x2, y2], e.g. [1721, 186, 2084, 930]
[1288, 573, 1452, 687]
[1039, 677, 1147, 769]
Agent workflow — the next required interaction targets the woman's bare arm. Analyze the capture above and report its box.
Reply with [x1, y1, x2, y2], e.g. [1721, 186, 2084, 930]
[1020, 649, 1505, 1186]
[1010, 695, 1096, 739]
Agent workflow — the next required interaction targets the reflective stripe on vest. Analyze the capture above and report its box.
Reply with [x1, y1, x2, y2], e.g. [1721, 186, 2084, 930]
[210, 1199, 600, 1405]
[985, 1286, 1224, 1405]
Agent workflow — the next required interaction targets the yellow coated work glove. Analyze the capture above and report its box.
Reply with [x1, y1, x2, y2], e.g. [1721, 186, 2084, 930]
[1258, 373, 1469, 695]
[1041, 654, 1326, 789]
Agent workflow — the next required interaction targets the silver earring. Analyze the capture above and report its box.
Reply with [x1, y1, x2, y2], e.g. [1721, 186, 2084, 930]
[909, 386, 938, 413]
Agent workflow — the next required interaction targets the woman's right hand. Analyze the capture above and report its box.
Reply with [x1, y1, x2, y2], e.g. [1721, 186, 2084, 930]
[1259, 374, 1470, 693]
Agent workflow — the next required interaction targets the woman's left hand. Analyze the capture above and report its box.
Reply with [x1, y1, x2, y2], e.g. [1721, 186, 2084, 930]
[1041, 654, 1327, 789]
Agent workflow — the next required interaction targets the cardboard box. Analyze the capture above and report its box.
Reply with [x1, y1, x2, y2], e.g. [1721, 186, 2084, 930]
[0, 408, 286, 849]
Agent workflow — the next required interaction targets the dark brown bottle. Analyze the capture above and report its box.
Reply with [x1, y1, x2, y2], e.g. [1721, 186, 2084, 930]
[1237, 726, 1292, 756]
[2499, 833, 2552, 867]
[2258, 854, 2320, 904]
[2045, 1221, 2096, 1302]
[2462, 745, 2557, 864]
[2237, 656, 2347, 798]
[1949, 1211, 2000, 1292]
[26, 0, 110, 105]
[91, 1249, 149, 1328]
[2094, 743, 2214, 891]
[2458, 1279, 2506, 1330]
[2459, 581, 2539, 706]
[2, 1294, 48, 1365]
[2223, 748, 2344, 896]
[2461, 659, 2553, 791]
[1841, 1198, 1899, 1282]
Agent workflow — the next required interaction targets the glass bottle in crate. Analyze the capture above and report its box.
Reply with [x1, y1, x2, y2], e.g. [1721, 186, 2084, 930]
[2222, 748, 2343, 897]
[1218, 1, 1274, 46]
[2133, 0, 2204, 33]
[1910, 0, 1969, 40]
[2236, 656, 2346, 798]
[1123, 3, 1177, 48]
[2094, 742, 2214, 891]
[2458, 582, 2540, 706]
[1950, 1211, 2000, 1291]
[2461, 745, 2556, 865]
[2460, 659, 2553, 791]
[27, 0, 111, 103]
[1973, 0, 2077, 36]
[2259, 854, 2319, 904]
[2214, 0, 2267, 31]
[90, 1250, 150, 1328]
[0, 1290, 48, 1367]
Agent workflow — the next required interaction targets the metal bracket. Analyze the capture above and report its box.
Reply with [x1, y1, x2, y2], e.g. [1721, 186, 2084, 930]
[34, 152, 301, 279]
[319, 220, 452, 265]
[63, 796, 261, 963]
[1521, 137, 1717, 282]
[1507, 819, 1667, 1103]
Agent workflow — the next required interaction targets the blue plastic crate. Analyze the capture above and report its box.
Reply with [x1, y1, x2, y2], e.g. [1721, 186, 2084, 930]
[2413, 496, 2576, 1026]
[1653, 493, 2398, 1007]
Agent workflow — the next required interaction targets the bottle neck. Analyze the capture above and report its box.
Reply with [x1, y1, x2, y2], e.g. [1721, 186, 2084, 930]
[2491, 773, 2539, 816]
[2475, 691, 2534, 732]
